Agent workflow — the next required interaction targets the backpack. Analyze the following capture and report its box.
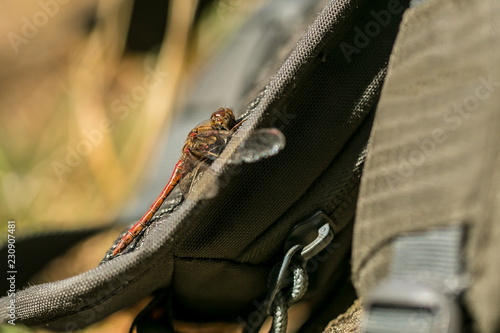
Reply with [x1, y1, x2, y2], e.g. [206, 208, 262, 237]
[355, 1, 500, 332]
[0, 0, 409, 331]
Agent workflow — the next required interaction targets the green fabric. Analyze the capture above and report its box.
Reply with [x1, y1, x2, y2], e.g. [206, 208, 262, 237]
[353, 0, 500, 332]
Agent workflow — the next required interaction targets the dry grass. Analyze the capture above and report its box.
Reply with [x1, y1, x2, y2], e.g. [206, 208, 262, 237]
[0, 0, 264, 234]
[0, 0, 266, 332]
[0, 0, 192, 230]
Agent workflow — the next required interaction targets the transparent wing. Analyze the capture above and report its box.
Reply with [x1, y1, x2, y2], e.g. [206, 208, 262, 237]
[191, 130, 231, 162]
[179, 160, 219, 200]
[229, 128, 286, 164]
[179, 128, 285, 200]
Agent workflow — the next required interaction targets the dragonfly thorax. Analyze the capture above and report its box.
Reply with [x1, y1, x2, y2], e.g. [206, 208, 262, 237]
[210, 107, 236, 131]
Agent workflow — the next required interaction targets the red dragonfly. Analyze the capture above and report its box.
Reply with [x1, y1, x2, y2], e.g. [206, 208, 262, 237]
[111, 107, 285, 257]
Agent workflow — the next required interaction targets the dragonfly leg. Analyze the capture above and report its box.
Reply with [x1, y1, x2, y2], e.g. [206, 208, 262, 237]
[231, 118, 247, 132]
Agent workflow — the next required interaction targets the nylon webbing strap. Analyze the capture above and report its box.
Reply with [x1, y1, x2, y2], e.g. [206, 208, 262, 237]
[367, 308, 435, 333]
[363, 226, 467, 333]
[392, 227, 463, 285]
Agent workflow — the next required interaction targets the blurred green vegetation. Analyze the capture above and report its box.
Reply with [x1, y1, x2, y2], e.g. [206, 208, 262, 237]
[0, 324, 33, 333]
[0, 0, 264, 332]
[0, 0, 262, 232]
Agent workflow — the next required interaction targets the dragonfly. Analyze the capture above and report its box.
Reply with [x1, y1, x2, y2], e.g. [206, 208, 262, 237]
[111, 107, 285, 257]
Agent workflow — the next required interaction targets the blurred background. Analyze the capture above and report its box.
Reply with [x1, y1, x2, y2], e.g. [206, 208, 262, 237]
[0, 0, 325, 332]
[0, 0, 264, 239]
[0, 0, 265, 332]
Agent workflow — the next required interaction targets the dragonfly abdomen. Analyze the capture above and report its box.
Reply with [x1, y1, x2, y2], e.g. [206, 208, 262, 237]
[111, 159, 187, 256]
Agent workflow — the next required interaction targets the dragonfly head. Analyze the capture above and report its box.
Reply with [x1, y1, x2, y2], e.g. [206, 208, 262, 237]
[211, 108, 236, 131]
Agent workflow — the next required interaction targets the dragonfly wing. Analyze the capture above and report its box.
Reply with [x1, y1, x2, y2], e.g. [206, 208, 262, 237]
[179, 128, 284, 200]
[229, 128, 286, 164]
[192, 130, 231, 162]
[179, 160, 220, 200]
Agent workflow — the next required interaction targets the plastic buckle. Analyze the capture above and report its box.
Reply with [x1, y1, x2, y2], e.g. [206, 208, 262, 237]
[264, 211, 336, 315]
[284, 211, 337, 261]
[363, 279, 462, 333]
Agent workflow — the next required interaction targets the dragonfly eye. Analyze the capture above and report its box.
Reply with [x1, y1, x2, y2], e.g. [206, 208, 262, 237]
[211, 108, 236, 130]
